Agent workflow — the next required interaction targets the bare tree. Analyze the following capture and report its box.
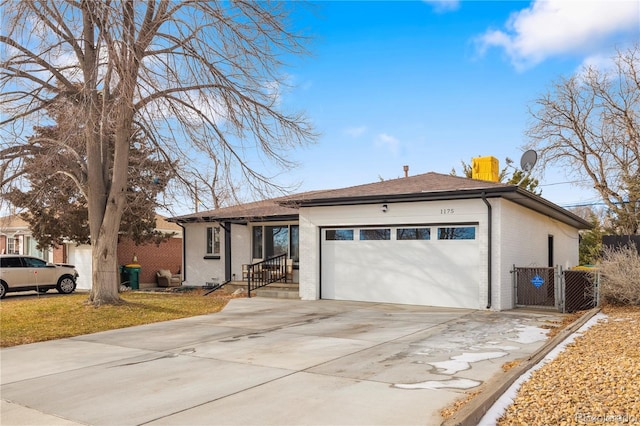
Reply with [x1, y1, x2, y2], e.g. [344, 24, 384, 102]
[526, 45, 640, 234]
[0, 1, 315, 305]
[4, 97, 177, 249]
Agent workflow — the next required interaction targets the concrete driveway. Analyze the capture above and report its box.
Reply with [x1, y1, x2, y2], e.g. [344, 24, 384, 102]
[1, 298, 564, 425]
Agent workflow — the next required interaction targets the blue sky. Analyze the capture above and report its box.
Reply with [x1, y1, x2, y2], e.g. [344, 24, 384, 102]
[273, 0, 640, 208]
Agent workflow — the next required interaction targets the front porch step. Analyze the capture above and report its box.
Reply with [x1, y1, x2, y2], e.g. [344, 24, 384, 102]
[222, 281, 299, 299]
[254, 288, 300, 299]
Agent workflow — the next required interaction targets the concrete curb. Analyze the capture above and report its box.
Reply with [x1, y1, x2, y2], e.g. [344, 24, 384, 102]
[441, 307, 602, 426]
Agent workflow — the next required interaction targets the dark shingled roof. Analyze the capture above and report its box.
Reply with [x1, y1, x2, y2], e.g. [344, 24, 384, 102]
[170, 172, 591, 229]
[169, 190, 325, 224]
[283, 172, 512, 205]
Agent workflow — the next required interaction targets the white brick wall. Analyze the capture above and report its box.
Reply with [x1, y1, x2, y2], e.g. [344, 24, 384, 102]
[299, 211, 319, 300]
[183, 222, 224, 286]
[494, 199, 580, 310]
[230, 223, 251, 281]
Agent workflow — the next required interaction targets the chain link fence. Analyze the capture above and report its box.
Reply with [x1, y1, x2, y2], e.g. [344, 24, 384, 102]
[513, 266, 599, 313]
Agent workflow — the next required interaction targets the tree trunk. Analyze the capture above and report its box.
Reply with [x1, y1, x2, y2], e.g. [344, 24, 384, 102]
[87, 93, 134, 305]
[88, 219, 122, 305]
[87, 172, 128, 305]
[87, 122, 131, 304]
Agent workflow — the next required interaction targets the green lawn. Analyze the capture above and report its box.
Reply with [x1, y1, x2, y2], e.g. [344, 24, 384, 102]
[0, 290, 232, 347]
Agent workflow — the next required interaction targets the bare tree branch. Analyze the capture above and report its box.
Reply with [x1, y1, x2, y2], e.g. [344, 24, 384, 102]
[1, 0, 315, 305]
[527, 44, 640, 234]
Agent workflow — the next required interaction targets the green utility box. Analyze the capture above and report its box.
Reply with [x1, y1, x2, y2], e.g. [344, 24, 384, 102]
[123, 264, 142, 290]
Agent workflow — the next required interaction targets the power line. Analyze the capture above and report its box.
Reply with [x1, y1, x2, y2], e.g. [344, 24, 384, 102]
[560, 200, 640, 209]
[560, 201, 608, 208]
[539, 180, 590, 187]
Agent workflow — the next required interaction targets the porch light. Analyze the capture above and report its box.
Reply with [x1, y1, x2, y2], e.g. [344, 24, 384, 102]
[381, 204, 388, 213]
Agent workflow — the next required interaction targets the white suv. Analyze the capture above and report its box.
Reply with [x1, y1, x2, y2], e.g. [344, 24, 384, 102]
[0, 255, 78, 299]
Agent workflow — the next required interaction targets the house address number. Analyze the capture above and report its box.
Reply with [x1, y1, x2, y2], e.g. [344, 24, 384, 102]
[440, 208, 455, 214]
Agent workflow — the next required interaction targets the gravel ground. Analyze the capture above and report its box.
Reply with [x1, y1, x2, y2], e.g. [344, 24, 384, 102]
[497, 306, 640, 425]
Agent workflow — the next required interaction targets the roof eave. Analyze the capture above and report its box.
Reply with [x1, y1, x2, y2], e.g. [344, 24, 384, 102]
[285, 186, 514, 208]
[503, 188, 592, 230]
[284, 186, 591, 230]
[169, 213, 299, 224]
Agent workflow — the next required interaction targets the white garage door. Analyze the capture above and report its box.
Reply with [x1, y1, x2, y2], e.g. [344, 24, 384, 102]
[321, 225, 480, 309]
[67, 244, 93, 290]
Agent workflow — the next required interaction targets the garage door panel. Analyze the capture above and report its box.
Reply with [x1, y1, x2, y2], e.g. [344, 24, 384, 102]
[68, 245, 92, 290]
[321, 226, 480, 309]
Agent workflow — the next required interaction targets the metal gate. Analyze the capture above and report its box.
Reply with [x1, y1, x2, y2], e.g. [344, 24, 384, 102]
[514, 266, 558, 309]
[513, 266, 599, 313]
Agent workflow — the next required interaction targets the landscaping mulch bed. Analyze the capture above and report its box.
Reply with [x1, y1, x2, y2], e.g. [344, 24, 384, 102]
[497, 305, 640, 425]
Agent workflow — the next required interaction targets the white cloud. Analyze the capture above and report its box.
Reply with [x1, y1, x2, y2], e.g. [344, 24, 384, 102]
[345, 125, 367, 138]
[477, 0, 640, 69]
[375, 133, 400, 155]
[423, 0, 460, 13]
[578, 52, 618, 74]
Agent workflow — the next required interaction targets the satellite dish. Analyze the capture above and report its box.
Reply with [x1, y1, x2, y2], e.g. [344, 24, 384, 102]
[520, 150, 538, 172]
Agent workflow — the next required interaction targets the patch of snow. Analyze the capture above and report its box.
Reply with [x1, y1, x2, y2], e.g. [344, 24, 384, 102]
[394, 378, 481, 390]
[429, 352, 508, 375]
[478, 313, 608, 425]
[509, 325, 549, 344]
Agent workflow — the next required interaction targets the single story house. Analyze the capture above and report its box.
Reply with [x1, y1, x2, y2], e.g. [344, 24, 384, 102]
[170, 172, 591, 311]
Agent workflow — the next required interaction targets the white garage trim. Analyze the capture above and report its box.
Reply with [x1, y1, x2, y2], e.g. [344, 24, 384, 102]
[320, 223, 480, 309]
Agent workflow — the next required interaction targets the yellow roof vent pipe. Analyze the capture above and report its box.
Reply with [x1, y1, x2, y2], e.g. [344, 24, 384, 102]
[472, 156, 500, 182]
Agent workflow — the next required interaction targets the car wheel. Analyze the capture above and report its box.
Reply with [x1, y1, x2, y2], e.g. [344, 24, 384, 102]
[0, 281, 7, 299]
[37, 288, 49, 294]
[56, 276, 76, 294]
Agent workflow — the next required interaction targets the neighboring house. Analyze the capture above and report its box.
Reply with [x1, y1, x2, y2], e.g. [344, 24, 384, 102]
[0, 215, 65, 262]
[171, 172, 591, 311]
[1, 214, 182, 290]
[115, 216, 183, 285]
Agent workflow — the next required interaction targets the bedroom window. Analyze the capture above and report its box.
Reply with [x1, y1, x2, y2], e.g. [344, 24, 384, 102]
[206, 226, 220, 255]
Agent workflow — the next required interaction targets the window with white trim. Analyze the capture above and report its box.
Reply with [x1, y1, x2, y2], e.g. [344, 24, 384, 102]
[206, 226, 220, 255]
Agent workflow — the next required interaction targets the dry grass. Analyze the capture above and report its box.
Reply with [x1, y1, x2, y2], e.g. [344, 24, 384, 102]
[0, 290, 233, 347]
[598, 245, 640, 305]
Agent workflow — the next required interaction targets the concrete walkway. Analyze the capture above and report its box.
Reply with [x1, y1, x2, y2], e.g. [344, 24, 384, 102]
[1, 298, 565, 425]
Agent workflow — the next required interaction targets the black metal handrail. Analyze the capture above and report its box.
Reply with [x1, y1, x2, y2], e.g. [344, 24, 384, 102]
[247, 253, 287, 297]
